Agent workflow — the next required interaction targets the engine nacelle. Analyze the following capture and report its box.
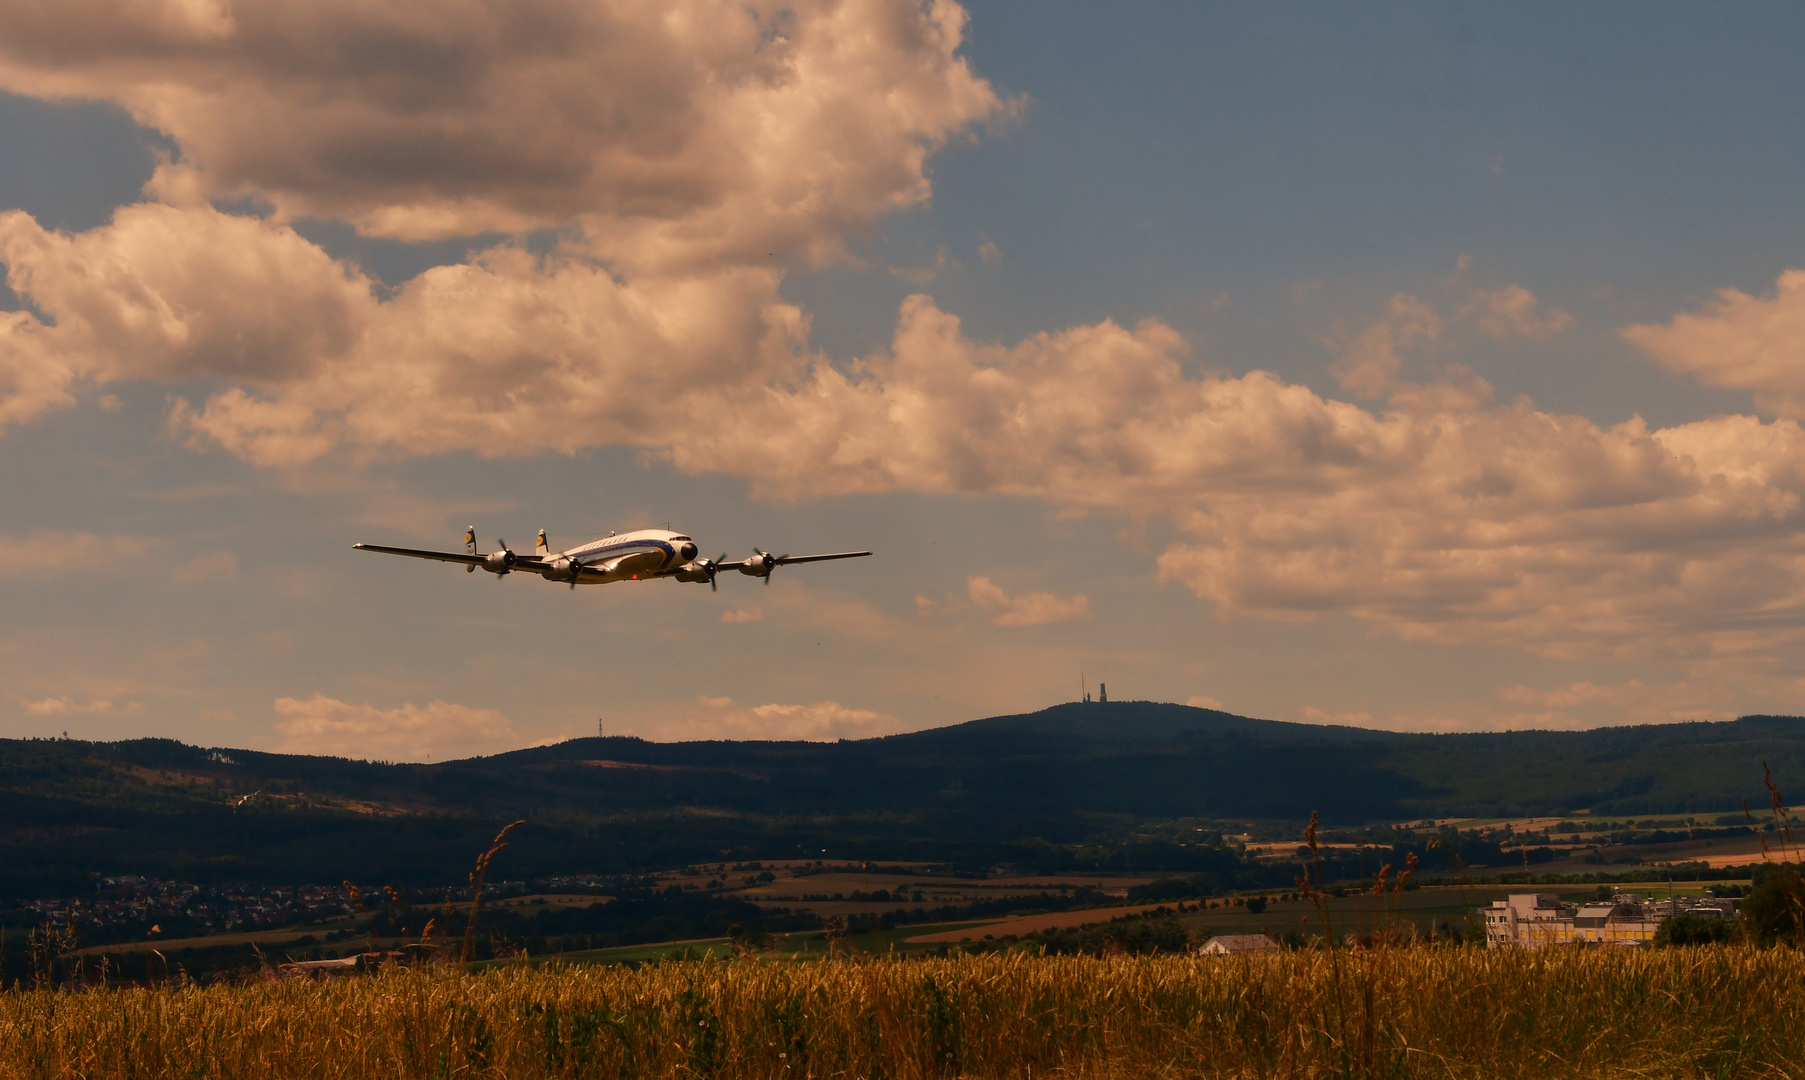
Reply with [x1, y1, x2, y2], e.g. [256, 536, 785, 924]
[482, 549, 516, 575]
[544, 557, 582, 583]
[738, 551, 777, 577]
[673, 560, 713, 584]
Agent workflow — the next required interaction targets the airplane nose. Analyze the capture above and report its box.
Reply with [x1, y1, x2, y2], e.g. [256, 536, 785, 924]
[679, 542, 697, 561]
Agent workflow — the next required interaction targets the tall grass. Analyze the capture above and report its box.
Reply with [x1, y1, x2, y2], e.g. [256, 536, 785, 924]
[4, 948, 1800, 1078]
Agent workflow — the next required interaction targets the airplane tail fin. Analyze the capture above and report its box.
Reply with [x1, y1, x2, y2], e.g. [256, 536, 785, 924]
[536, 529, 549, 556]
[465, 526, 477, 555]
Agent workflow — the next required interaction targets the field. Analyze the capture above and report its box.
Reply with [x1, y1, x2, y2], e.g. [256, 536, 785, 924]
[6, 948, 1804, 1078]
[688, 863, 1153, 915]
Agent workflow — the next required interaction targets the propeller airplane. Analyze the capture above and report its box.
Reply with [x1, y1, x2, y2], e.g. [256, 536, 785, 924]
[353, 527, 871, 591]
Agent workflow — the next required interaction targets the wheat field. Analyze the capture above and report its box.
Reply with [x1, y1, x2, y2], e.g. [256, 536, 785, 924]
[2, 947, 1799, 1078]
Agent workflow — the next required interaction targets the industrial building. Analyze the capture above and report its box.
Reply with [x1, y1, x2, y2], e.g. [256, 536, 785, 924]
[1483, 892, 1737, 948]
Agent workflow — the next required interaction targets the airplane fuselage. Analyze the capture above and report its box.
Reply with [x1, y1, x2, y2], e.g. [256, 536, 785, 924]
[546, 529, 699, 585]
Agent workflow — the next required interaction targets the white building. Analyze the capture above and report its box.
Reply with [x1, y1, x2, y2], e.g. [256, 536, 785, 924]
[1198, 933, 1280, 955]
[1484, 892, 1736, 949]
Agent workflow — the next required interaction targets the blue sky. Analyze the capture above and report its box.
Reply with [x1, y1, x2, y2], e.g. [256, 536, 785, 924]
[3, 1, 1803, 758]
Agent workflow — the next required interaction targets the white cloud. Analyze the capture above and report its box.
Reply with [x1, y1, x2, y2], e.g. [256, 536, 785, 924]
[966, 575, 1092, 627]
[0, 0, 1007, 273]
[272, 693, 518, 761]
[720, 608, 763, 623]
[614, 695, 901, 741]
[1494, 666, 1804, 729]
[1185, 695, 1224, 710]
[20, 696, 138, 715]
[9, 210, 1805, 669]
[1623, 268, 1805, 419]
[1, 0, 1802, 698]
[1460, 285, 1573, 342]
[1, 203, 814, 458]
[0, 531, 150, 576]
[1327, 294, 1442, 400]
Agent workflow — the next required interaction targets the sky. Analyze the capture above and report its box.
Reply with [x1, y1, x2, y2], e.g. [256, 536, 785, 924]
[3, 1, 1805, 759]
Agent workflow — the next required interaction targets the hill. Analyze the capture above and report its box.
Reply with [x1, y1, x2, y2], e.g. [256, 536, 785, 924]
[2, 702, 1803, 894]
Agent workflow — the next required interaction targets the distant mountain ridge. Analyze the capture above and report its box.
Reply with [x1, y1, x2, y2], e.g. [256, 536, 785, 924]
[919, 700, 1413, 744]
[2, 702, 1803, 895]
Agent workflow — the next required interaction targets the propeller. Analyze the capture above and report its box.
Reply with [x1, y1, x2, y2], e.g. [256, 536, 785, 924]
[567, 558, 583, 590]
[709, 553, 726, 591]
[483, 539, 517, 577]
[753, 548, 788, 586]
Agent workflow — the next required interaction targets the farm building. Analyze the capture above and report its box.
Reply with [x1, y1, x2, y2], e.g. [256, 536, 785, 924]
[1197, 934, 1280, 955]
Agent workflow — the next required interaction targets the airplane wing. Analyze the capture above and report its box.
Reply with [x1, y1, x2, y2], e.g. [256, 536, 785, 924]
[352, 543, 547, 571]
[772, 551, 872, 566]
[718, 549, 874, 580]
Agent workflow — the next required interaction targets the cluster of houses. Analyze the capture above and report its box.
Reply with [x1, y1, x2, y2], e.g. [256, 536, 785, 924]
[15, 880, 370, 933]
[1482, 892, 1737, 948]
[11, 874, 569, 941]
[1194, 890, 1740, 954]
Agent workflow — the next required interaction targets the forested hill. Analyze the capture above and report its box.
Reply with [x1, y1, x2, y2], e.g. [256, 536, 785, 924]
[2, 702, 1803, 893]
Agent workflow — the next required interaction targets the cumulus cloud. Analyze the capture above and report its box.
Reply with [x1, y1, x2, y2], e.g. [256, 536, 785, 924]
[1623, 268, 1805, 419]
[1495, 680, 1731, 727]
[0, 0, 1006, 272]
[1493, 663, 1805, 730]
[617, 694, 901, 741]
[0, 203, 820, 456]
[2, 0, 1803, 683]
[272, 693, 518, 760]
[720, 608, 763, 623]
[11, 214, 1805, 664]
[966, 575, 1092, 627]
[20, 696, 138, 715]
[1460, 285, 1573, 342]
[0, 531, 150, 575]
[1327, 294, 1442, 400]
[9, 208, 1805, 664]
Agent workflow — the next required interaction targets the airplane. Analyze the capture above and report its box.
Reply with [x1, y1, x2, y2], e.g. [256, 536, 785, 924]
[352, 526, 871, 591]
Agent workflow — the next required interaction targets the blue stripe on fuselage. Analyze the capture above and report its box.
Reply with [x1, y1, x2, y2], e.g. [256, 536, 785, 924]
[564, 537, 677, 573]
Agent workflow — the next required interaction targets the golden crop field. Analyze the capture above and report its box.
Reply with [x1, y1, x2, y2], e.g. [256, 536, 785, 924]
[5, 947, 1802, 1079]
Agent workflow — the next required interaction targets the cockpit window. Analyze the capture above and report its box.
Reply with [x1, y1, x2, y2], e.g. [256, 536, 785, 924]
[672, 536, 692, 542]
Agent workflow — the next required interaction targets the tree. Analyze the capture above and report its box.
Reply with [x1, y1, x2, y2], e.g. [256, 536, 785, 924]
[1244, 895, 1267, 914]
[1740, 867, 1805, 945]
[1652, 913, 1734, 947]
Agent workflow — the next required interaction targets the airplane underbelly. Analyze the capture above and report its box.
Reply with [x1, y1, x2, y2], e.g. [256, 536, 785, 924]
[604, 549, 666, 579]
